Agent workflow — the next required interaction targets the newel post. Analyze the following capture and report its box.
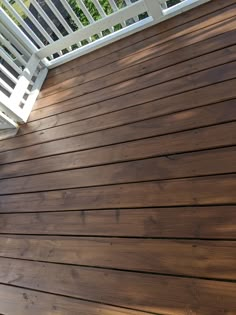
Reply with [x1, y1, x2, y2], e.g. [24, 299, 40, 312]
[144, 0, 164, 22]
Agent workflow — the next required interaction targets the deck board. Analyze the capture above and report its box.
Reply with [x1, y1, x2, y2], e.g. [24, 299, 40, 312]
[0, 236, 235, 280]
[0, 0, 236, 313]
[0, 257, 236, 314]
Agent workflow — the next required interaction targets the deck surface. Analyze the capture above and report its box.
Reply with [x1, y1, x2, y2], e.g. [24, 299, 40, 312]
[0, 0, 236, 314]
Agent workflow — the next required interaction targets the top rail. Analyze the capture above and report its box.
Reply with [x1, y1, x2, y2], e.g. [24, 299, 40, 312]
[0, 0, 210, 131]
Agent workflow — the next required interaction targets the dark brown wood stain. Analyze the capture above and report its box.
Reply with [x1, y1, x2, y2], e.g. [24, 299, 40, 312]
[0, 1, 235, 314]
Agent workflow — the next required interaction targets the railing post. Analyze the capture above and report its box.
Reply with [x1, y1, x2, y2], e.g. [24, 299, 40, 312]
[0, 8, 50, 68]
[144, 0, 164, 22]
[8, 54, 41, 123]
[0, 7, 37, 55]
[0, 92, 24, 123]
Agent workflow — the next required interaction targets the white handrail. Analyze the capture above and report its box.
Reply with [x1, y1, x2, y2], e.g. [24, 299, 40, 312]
[0, 49, 23, 74]
[30, 0, 64, 40]
[1, 0, 45, 48]
[0, 64, 18, 84]
[0, 33, 27, 66]
[75, 0, 95, 24]
[46, 1, 74, 34]
[13, 0, 54, 44]
[0, 78, 14, 95]
[0, 22, 31, 59]
[0, 0, 210, 131]
[37, 0, 149, 59]
[60, 0, 84, 29]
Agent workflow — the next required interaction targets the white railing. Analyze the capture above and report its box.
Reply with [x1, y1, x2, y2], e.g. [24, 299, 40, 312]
[0, 0, 210, 131]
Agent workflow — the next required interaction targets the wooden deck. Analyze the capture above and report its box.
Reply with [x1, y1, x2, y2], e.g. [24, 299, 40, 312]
[0, 0, 236, 313]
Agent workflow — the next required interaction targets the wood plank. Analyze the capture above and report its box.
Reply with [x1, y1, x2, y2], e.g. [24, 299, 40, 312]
[1, 120, 235, 166]
[4, 97, 236, 158]
[0, 136, 234, 180]
[46, 0, 236, 81]
[35, 49, 236, 110]
[0, 257, 235, 314]
[0, 206, 235, 238]
[25, 43, 236, 133]
[0, 147, 235, 193]
[30, 74, 236, 123]
[21, 79, 236, 136]
[33, 59, 236, 124]
[39, 23, 236, 100]
[0, 174, 235, 212]
[0, 236, 235, 280]
[2, 88, 236, 154]
[0, 2, 235, 314]
[0, 283, 146, 315]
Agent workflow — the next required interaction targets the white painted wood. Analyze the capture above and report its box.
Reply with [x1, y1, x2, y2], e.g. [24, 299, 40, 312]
[0, 127, 19, 140]
[124, 0, 139, 23]
[8, 54, 41, 121]
[0, 91, 24, 123]
[0, 0, 212, 128]
[13, 0, 54, 44]
[162, 0, 211, 16]
[30, 0, 64, 56]
[92, 0, 114, 32]
[0, 8, 37, 54]
[75, 0, 95, 24]
[60, 0, 84, 29]
[46, 0, 75, 52]
[0, 33, 27, 67]
[0, 64, 18, 84]
[160, 1, 168, 9]
[46, 1, 74, 34]
[1, 0, 44, 48]
[0, 22, 31, 61]
[59, 0, 84, 45]
[30, 0, 64, 40]
[48, 17, 153, 68]
[0, 111, 18, 131]
[21, 67, 48, 122]
[76, 0, 104, 38]
[108, 0, 119, 11]
[0, 79, 14, 95]
[37, 0, 148, 59]
[144, 0, 163, 20]
[93, 0, 107, 17]
[107, 0, 126, 27]
[0, 48, 23, 75]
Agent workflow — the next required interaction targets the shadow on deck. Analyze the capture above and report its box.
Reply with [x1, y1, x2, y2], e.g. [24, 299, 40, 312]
[0, 0, 235, 313]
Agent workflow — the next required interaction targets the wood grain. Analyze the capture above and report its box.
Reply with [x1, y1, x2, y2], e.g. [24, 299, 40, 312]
[35, 55, 236, 110]
[0, 236, 235, 280]
[39, 29, 236, 102]
[0, 257, 235, 314]
[0, 142, 234, 179]
[0, 174, 235, 211]
[0, 121, 235, 167]
[1, 96, 236, 153]
[46, 0, 236, 81]
[0, 206, 235, 238]
[0, 283, 146, 315]
[0, 147, 235, 193]
[1, 1, 236, 313]
[30, 74, 236, 122]
[23, 41, 236, 133]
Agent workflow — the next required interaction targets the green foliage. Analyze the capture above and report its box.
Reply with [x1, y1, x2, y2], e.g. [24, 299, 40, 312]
[67, 0, 125, 40]
[0, 0, 30, 25]
[68, 0, 124, 26]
